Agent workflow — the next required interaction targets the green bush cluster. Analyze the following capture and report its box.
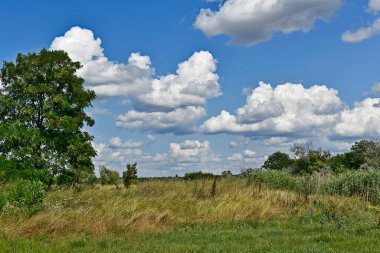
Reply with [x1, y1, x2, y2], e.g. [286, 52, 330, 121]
[323, 170, 380, 204]
[250, 170, 302, 192]
[261, 140, 379, 175]
[0, 180, 45, 213]
[183, 171, 215, 180]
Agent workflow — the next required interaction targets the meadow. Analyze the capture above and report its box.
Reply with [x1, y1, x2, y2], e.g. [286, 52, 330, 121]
[1, 177, 380, 252]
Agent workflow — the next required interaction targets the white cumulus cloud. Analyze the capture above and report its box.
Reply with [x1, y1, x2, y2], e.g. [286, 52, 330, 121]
[200, 82, 342, 135]
[50, 27, 153, 97]
[372, 83, 380, 95]
[368, 0, 380, 13]
[334, 98, 380, 137]
[116, 106, 206, 134]
[50, 27, 221, 133]
[169, 140, 218, 162]
[342, 18, 380, 43]
[194, 0, 342, 45]
[109, 137, 143, 149]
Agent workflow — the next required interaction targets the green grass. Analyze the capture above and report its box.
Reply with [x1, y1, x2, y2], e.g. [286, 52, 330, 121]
[1, 178, 380, 252]
[2, 221, 380, 253]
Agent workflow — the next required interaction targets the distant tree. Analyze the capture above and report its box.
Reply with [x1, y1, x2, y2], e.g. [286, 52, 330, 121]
[290, 141, 314, 159]
[99, 166, 120, 189]
[0, 49, 96, 186]
[290, 142, 331, 175]
[262, 151, 293, 171]
[346, 140, 377, 170]
[123, 163, 137, 189]
[183, 171, 214, 180]
[362, 141, 380, 170]
[240, 168, 256, 178]
[329, 153, 349, 173]
[221, 170, 233, 177]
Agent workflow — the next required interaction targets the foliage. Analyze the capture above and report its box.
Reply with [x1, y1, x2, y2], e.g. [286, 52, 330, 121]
[99, 166, 120, 189]
[323, 170, 380, 204]
[329, 154, 350, 173]
[123, 163, 137, 189]
[289, 142, 331, 175]
[262, 151, 293, 171]
[347, 140, 377, 170]
[183, 171, 214, 180]
[250, 170, 302, 192]
[0, 49, 96, 185]
[362, 141, 380, 170]
[221, 170, 233, 177]
[0, 180, 45, 213]
[240, 168, 256, 178]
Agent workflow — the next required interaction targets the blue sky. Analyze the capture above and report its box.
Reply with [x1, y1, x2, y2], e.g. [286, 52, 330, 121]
[1, 0, 380, 176]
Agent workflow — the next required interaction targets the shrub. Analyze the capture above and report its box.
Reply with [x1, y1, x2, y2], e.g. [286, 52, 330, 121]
[323, 170, 380, 204]
[0, 191, 6, 211]
[221, 170, 233, 177]
[0, 180, 46, 213]
[183, 171, 214, 180]
[240, 168, 256, 178]
[250, 170, 302, 192]
[123, 163, 138, 189]
[7, 180, 46, 208]
[99, 166, 120, 189]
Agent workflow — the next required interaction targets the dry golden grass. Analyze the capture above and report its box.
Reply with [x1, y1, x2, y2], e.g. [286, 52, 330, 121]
[0, 178, 376, 239]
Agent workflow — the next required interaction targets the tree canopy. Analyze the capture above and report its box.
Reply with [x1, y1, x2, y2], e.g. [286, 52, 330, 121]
[0, 49, 96, 185]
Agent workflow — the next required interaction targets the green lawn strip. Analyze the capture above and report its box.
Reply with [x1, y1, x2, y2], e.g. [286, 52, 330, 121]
[1, 220, 380, 253]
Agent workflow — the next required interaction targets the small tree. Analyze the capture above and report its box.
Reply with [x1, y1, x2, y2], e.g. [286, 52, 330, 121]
[363, 141, 380, 170]
[347, 140, 378, 170]
[123, 163, 137, 189]
[262, 151, 293, 171]
[99, 166, 120, 189]
[221, 170, 233, 177]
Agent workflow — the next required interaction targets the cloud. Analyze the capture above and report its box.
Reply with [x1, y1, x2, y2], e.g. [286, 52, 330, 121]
[194, 0, 342, 45]
[263, 137, 290, 146]
[342, 18, 380, 43]
[51, 27, 221, 133]
[116, 106, 206, 134]
[109, 137, 143, 149]
[88, 107, 114, 117]
[93, 142, 143, 170]
[133, 50, 221, 111]
[50, 27, 153, 97]
[200, 82, 342, 135]
[368, 0, 380, 13]
[147, 134, 157, 142]
[372, 83, 380, 95]
[334, 98, 380, 137]
[93, 139, 224, 176]
[168, 140, 218, 163]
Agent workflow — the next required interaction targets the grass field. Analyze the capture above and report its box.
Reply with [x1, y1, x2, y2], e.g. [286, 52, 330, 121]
[1, 178, 380, 252]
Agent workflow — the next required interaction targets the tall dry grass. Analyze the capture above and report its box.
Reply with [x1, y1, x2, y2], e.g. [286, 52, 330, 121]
[0, 178, 375, 239]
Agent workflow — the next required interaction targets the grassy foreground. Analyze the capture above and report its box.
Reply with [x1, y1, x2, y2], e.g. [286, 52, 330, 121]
[1, 178, 380, 252]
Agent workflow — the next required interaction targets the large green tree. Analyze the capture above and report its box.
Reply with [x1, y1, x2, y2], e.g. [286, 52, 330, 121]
[262, 151, 293, 171]
[0, 49, 96, 185]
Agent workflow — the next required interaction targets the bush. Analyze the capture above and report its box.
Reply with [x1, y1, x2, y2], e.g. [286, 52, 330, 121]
[0, 180, 46, 213]
[323, 170, 380, 204]
[183, 171, 214, 180]
[0, 191, 6, 211]
[123, 163, 138, 189]
[99, 166, 120, 186]
[250, 170, 302, 192]
[7, 180, 46, 208]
